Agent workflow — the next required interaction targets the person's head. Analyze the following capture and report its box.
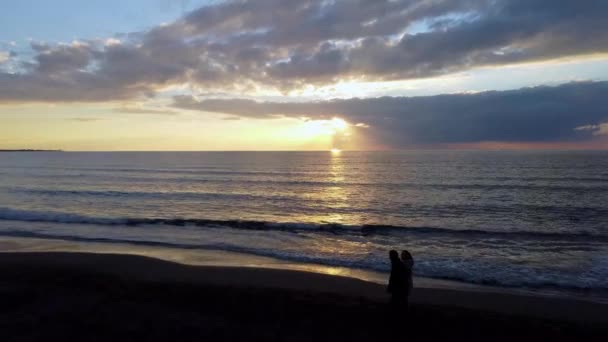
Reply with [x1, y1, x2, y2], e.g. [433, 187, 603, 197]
[389, 250, 400, 262]
[401, 250, 412, 261]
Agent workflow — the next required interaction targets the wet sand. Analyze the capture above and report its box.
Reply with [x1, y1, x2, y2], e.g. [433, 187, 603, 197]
[0, 251, 606, 341]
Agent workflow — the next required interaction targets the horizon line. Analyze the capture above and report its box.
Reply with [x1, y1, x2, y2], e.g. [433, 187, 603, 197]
[3, 149, 608, 153]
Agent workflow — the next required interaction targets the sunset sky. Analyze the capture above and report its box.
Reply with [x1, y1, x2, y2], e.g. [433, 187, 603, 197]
[1, 0, 608, 151]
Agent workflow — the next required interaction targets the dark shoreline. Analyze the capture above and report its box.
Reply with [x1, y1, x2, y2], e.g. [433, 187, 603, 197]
[1, 232, 605, 303]
[0, 149, 63, 152]
[0, 252, 605, 341]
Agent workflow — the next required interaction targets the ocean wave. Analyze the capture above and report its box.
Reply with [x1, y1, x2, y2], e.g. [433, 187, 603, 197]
[0, 207, 605, 242]
[11, 180, 608, 205]
[7, 166, 608, 186]
[9, 173, 608, 192]
[0, 229, 606, 292]
[6, 189, 608, 224]
[3, 166, 323, 176]
[12, 188, 301, 202]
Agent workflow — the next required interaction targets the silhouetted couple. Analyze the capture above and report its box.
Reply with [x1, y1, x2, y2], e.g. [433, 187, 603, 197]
[387, 249, 414, 312]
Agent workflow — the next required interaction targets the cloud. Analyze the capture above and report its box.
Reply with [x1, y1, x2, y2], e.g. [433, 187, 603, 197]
[0, 51, 9, 64]
[576, 123, 608, 136]
[174, 81, 608, 146]
[67, 117, 103, 122]
[1, 0, 608, 102]
[172, 95, 324, 119]
[30, 42, 93, 74]
[112, 106, 178, 115]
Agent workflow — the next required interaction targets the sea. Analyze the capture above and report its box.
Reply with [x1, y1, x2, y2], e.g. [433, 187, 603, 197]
[0, 151, 607, 299]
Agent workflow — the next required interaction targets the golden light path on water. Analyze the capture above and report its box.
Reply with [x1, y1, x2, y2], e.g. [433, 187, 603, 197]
[298, 147, 350, 225]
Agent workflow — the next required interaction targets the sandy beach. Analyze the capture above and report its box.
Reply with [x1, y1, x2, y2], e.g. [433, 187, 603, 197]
[0, 251, 605, 341]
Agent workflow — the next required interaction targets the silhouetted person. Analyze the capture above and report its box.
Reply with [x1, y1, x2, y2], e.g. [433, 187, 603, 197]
[401, 250, 414, 309]
[387, 250, 407, 311]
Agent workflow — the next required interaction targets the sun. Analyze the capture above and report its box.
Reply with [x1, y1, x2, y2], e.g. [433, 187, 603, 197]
[330, 148, 341, 153]
[329, 118, 348, 132]
[285, 117, 351, 150]
[295, 117, 350, 137]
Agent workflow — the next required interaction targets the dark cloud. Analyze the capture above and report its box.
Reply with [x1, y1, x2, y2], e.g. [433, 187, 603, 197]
[271, 0, 608, 83]
[172, 94, 330, 119]
[0, 0, 607, 102]
[32, 43, 93, 74]
[173, 81, 608, 146]
[0, 70, 150, 102]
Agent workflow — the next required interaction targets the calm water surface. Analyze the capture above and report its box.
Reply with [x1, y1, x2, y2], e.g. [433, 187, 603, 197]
[0, 151, 606, 295]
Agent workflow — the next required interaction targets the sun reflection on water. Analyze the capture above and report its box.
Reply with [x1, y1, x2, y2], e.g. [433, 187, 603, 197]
[321, 150, 349, 222]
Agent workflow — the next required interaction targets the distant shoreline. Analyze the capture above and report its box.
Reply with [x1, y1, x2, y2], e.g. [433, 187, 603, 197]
[0, 149, 63, 152]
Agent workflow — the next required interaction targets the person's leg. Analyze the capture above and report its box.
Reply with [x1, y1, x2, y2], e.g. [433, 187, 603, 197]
[389, 293, 402, 316]
[387, 293, 403, 337]
[403, 289, 411, 316]
[392, 293, 407, 313]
